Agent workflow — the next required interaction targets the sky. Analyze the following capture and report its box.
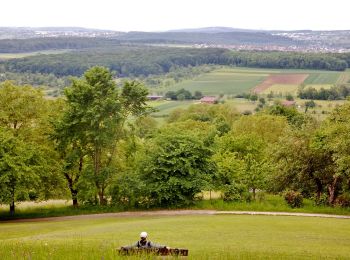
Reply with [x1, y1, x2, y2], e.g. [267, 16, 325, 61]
[1, 0, 349, 32]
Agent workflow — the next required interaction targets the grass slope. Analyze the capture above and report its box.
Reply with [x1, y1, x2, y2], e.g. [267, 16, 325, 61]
[1, 214, 350, 259]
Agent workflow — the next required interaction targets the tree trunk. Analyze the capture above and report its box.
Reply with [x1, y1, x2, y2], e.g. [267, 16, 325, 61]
[328, 176, 339, 205]
[99, 191, 107, 205]
[315, 178, 323, 202]
[252, 188, 256, 200]
[10, 201, 15, 216]
[64, 173, 79, 207]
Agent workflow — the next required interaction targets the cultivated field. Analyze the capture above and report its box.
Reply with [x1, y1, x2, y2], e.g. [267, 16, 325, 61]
[253, 74, 309, 94]
[165, 67, 343, 98]
[169, 68, 267, 96]
[1, 214, 350, 259]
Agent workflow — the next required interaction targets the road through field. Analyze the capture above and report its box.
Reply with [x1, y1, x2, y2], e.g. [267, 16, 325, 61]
[3, 210, 350, 223]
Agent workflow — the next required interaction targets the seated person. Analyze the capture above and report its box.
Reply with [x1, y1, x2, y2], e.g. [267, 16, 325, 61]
[121, 231, 169, 249]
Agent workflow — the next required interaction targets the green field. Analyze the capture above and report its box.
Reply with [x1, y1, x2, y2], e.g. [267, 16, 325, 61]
[1, 214, 350, 259]
[169, 68, 267, 95]
[0, 50, 71, 60]
[261, 84, 300, 95]
[150, 100, 196, 117]
[165, 68, 343, 97]
[303, 71, 341, 85]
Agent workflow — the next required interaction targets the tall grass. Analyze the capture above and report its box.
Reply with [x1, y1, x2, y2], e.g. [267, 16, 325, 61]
[1, 194, 349, 220]
[193, 194, 350, 216]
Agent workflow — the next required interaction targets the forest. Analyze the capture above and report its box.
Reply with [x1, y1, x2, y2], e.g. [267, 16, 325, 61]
[1, 66, 350, 216]
[1, 46, 349, 85]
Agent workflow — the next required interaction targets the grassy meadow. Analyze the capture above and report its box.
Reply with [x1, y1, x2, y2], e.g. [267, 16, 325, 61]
[1, 214, 350, 259]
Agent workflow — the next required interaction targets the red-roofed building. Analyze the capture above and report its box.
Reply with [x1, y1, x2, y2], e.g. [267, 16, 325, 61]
[200, 96, 217, 104]
[282, 100, 296, 107]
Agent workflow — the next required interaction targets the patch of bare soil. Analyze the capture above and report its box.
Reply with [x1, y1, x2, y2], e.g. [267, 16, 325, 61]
[253, 74, 309, 93]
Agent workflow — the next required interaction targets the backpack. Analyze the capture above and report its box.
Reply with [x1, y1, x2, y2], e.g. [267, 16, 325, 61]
[137, 240, 151, 248]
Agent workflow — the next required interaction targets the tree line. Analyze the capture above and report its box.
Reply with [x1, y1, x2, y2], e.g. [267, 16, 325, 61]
[1, 47, 349, 81]
[298, 85, 350, 100]
[1, 66, 350, 216]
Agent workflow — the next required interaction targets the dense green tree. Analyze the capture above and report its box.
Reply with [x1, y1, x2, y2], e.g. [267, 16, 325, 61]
[138, 131, 214, 207]
[266, 104, 311, 128]
[0, 130, 46, 215]
[55, 67, 149, 205]
[0, 81, 61, 215]
[311, 103, 350, 204]
[213, 131, 270, 200]
[269, 127, 327, 201]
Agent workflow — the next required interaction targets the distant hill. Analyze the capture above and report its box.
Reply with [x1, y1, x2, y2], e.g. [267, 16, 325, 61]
[0, 26, 350, 52]
[0, 27, 124, 39]
[167, 27, 262, 33]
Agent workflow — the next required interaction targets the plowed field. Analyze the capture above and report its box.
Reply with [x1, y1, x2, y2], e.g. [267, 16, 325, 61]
[253, 74, 308, 93]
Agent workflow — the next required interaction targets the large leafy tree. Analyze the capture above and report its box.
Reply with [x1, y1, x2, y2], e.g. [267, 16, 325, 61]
[269, 127, 327, 200]
[54, 67, 149, 205]
[138, 131, 214, 207]
[0, 81, 60, 215]
[311, 103, 350, 204]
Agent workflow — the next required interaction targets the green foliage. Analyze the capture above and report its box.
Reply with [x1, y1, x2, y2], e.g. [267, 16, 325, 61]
[0, 81, 62, 214]
[222, 183, 248, 202]
[298, 85, 350, 100]
[53, 66, 150, 206]
[335, 193, 350, 208]
[304, 100, 316, 113]
[266, 104, 310, 127]
[138, 131, 214, 207]
[283, 190, 303, 208]
[165, 88, 193, 100]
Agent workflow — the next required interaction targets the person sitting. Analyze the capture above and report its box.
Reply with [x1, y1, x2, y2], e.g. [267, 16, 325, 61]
[121, 231, 169, 249]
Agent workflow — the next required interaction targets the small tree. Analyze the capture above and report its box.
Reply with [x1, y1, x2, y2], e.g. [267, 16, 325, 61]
[0, 129, 44, 215]
[286, 94, 294, 101]
[304, 100, 316, 113]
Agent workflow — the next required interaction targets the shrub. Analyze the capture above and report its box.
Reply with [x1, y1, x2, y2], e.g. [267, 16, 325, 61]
[222, 183, 247, 202]
[256, 191, 266, 202]
[313, 193, 329, 206]
[335, 193, 350, 208]
[283, 190, 303, 208]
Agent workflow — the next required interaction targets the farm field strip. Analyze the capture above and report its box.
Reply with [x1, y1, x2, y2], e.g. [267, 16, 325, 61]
[170, 68, 267, 95]
[260, 84, 300, 95]
[304, 72, 341, 85]
[151, 100, 195, 116]
[253, 74, 309, 93]
[336, 70, 350, 84]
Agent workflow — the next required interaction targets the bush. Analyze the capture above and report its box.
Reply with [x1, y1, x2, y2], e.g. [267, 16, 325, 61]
[256, 191, 266, 202]
[283, 190, 303, 208]
[313, 193, 329, 206]
[222, 183, 247, 202]
[335, 193, 350, 208]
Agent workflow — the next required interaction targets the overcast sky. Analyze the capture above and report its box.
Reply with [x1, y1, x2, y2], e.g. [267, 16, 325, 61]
[1, 0, 349, 31]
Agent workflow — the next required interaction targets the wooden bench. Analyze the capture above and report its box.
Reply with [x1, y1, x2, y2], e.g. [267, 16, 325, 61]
[118, 247, 189, 256]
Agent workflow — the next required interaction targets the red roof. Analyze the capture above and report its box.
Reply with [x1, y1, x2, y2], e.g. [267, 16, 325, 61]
[200, 96, 217, 102]
[282, 100, 296, 106]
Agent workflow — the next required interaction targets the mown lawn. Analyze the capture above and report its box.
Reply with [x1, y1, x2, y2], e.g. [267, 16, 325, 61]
[1, 214, 350, 259]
